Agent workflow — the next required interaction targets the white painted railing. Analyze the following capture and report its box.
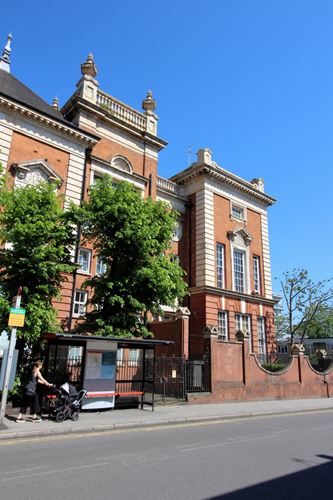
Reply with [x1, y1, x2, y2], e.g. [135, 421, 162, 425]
[157, 176, 180, 194]
[96, 90, 147, 131]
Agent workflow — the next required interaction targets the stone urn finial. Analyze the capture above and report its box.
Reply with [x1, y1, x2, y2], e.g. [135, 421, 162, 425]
[142, 90, 156, 113]
[316, 348, 327, 359]
[290, 343, 305, 355]
[235, 330, 249, 342]
[81, 53, 98, 78]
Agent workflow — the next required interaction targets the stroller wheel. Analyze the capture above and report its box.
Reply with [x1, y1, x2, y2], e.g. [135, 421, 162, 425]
[55, 411, 66, 423]
[71, 412, 79, 422]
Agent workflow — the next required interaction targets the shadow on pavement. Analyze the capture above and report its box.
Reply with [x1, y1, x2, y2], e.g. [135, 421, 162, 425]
[207, 454, 333, 500]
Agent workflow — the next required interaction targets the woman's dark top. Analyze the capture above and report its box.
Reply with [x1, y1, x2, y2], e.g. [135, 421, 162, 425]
[25, 372, 37, 395]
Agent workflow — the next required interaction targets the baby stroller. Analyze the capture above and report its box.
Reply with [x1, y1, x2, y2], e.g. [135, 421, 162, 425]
[49, 383, 87, 423]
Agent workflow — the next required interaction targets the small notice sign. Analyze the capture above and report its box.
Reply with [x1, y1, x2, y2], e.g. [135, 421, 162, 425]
[8, 308, 26, 327]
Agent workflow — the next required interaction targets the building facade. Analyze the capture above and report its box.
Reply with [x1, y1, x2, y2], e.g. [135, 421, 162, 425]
[0, 36, 276, 363]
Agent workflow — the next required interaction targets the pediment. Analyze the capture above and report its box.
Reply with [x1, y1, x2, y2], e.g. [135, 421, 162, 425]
[11, 160, 63, 187]
[227, 227, 252, 246]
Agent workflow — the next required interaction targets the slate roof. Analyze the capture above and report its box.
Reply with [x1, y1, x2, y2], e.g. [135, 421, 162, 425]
[0, 68, 76, 128]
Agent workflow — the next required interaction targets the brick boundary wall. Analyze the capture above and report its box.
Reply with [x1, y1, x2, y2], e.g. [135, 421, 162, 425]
[188, 334, 333, 404]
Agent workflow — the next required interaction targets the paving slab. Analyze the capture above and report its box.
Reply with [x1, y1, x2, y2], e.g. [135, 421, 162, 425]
[1, 397, 333, 441]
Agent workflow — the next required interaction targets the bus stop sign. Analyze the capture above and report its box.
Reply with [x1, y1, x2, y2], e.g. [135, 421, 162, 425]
[8, 308, 26, 328]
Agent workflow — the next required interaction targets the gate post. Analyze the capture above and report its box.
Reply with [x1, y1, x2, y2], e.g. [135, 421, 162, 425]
[175, 307, 191, 360]
[203, 325, 218, 394]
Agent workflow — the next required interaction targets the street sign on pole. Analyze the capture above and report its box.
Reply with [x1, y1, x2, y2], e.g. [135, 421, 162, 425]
[8, 308, 26, 328]
[0, 288, 22, 428]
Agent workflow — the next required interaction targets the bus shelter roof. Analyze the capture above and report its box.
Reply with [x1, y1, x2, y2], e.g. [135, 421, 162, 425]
[46, 333, 174, 349]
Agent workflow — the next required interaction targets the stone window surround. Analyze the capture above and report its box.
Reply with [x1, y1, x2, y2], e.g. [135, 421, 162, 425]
[90, 157, 147, 196]
[228, 228, 252, 295]
[253, 255, 261, 294]
[230, 200, 247, 224]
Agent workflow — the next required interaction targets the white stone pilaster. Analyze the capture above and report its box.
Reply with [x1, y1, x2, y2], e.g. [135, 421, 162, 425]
[261, 212, 273, 299]
[0, 123, 13, 171]
[64, 153, 86, 207]
[195, 189, 215, 287]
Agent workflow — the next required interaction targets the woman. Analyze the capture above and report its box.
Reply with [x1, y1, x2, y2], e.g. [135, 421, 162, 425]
[16, 361, 52, 423]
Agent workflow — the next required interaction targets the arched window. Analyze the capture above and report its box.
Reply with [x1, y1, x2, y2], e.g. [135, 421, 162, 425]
[111, 155, 132, 173]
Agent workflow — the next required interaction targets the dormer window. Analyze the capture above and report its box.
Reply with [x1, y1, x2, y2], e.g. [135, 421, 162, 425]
[111, 156, 132, 173]
[11, 160, 63, 188]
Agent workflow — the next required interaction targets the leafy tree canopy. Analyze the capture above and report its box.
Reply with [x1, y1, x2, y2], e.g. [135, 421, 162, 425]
[71, 178, 188, 338]
[0, 171, 76, 346]
[277, 268, 333, 345]
[296, 305, 333, 339]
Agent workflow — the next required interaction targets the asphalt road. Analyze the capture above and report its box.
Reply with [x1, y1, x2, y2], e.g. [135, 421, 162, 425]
[1, 411, 333, 500]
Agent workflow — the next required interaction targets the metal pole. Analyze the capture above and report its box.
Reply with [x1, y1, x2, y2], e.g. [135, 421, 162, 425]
[0, 290, 22, 426]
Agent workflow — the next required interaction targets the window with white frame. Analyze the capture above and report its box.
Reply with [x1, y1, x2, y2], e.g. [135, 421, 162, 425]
[253, 256, 261, 294]
[96, 255, 107, 275]
[91, 172, 103, 186]
[235, 313, 252, 350]
[217, 311, 228, 340]
[257, 317, 267, 360]
[128, 349, 140, 366]
[73, 290, 87, 316]
[277, 344, 288, 354]
[231, 203, 245, 221]
[78, 248, 91, 274]
[91, 171, 118, 188]
[116, 348, 124, 366]
[233, 250, 245, 293]
[216, 243, 225, 288]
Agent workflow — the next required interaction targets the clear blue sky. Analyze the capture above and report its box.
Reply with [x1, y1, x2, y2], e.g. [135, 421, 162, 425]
[1, 0, 332, 290]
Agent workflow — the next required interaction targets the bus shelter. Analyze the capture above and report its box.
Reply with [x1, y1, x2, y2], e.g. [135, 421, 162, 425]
[44, 334, 173, 411]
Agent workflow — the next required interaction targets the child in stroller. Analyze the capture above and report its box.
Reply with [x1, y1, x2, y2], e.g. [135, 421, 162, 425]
[48, 383, 87, 422]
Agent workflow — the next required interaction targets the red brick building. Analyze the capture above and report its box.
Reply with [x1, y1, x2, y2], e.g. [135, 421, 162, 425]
[0, 36, 276, 363]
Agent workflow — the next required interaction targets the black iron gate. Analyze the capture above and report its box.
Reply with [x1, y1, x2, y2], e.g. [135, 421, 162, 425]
[154, 356, 211, 402]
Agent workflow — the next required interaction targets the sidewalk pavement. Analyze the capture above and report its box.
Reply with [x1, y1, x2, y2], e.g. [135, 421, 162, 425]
[1, 397, 333, 441]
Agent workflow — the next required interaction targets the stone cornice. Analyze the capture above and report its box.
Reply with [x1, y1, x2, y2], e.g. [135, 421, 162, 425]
[0, 95, 99, 146]
[189, 285, 278, 306]
[171, 162, 276, 206]
[62, 95, 168, 151]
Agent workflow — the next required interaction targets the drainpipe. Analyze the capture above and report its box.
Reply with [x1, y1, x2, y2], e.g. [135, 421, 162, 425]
[185, 199, 193, 289]
[68, 147, 91, 331]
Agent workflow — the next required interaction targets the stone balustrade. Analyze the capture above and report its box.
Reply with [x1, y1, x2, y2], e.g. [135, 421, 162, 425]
[96, 90, 147, 131]
[157, 176, 180, 194]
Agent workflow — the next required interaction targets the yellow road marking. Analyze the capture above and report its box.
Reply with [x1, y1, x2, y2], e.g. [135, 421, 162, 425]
[0, 408, 332, 446]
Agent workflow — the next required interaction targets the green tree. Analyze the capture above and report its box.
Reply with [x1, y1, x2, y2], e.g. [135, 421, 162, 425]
[279, 268, 333, 345]
[0, 173, 76, 349]
[72, 178, 188, 337]
[296, 305, 333, 339]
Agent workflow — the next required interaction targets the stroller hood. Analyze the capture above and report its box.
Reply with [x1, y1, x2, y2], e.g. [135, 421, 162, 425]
[60, 383, 78, 396]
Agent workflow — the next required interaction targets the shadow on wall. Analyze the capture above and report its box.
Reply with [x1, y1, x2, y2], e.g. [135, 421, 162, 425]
[207, 454, 333, 500]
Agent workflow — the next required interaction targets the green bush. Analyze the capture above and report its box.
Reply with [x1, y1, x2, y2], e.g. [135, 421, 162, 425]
[261, 362, 285, 372]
